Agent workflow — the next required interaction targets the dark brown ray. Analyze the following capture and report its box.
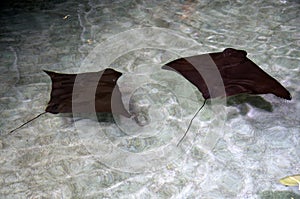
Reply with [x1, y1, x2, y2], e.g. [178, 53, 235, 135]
[9, 68, 131, 134]
[44, 68, 131, 117]
[162, 48, 291, 145]
[162, 48, 291, 100]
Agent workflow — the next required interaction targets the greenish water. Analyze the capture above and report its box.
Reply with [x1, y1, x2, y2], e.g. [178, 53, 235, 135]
[0, 0, 299, 198]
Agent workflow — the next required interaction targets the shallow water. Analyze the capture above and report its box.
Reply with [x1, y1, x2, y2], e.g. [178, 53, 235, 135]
[0, 0, 299, 198]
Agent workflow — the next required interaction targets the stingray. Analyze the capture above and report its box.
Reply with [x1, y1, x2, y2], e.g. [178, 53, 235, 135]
[162, 48, 291, 145]
[44, 68, 130, 117]
[9, 68, 130, 133]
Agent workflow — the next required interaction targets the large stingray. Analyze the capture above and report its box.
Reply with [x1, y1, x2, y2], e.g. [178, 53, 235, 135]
[163, 48, 291, 100]
[162, 48, 291, 144]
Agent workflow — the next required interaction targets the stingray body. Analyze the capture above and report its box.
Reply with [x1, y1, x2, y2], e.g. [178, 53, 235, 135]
[163, 48, 291, 100]
[162, 48, 291, 145]
[44, 68, 131, 117]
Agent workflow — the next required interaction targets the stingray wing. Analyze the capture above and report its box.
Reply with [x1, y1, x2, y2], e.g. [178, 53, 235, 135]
[163, 48, 291, 100]
[44, 68, 131, 117]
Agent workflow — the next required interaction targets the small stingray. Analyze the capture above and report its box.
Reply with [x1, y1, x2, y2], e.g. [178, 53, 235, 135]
[162, 48, 292, 145]
[43, 68, 130, 117]
[9, 68, 130, 133]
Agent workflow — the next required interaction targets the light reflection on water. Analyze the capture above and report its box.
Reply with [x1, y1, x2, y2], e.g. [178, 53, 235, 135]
[0, 0, 299, 198]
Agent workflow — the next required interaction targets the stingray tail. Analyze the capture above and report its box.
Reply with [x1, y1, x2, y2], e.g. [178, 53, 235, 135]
[177, 99, 207, 146]
[9, 112, 47, 134]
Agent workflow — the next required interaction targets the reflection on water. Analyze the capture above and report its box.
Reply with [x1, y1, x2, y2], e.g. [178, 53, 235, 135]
[0, 0, 299, 198]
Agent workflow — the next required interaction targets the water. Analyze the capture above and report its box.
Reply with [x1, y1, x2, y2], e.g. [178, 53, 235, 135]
[0, 0, 299, 198]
